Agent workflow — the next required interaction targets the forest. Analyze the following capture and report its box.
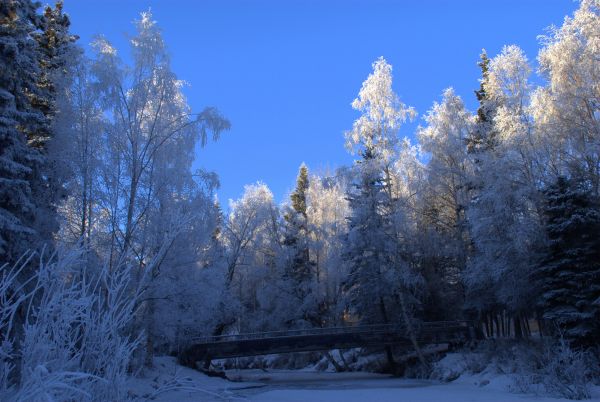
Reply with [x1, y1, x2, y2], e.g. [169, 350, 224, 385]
[0, 0, 599, 401]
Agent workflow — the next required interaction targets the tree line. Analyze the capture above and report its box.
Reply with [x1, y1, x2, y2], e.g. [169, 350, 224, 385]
[0, 0, 598, 398]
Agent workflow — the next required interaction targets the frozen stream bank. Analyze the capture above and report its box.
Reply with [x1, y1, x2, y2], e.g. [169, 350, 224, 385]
[127, 357, 599, 402]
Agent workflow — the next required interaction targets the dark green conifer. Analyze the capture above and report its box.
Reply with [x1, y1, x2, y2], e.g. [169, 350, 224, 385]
[536, 176, 600, 346]
[284, 163, 313, 299]
[467, 49, 497, 154]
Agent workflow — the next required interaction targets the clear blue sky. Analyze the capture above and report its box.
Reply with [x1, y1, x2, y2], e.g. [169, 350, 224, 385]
[63, 0, 575, 206]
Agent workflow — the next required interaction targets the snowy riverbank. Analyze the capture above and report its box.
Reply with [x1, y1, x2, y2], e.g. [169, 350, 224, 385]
[125, 357, 600, 402]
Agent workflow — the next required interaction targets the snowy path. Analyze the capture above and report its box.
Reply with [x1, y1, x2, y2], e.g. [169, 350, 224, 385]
[128, 357, 600, 402]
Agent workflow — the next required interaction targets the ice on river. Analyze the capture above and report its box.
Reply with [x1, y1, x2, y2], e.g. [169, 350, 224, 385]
[127, 356, 599, 401]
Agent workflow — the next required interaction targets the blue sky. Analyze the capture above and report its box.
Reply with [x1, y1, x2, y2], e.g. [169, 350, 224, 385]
[63, 0, 575, 206]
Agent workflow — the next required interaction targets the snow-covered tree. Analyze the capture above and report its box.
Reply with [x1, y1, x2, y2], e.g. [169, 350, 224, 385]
[306, 171, 349, 326]
[417, 88, 473, 294]
[89, 11, 229, 272]
[342, 57, 426, 368]
[465, 45, 544, 337]
[536, 176, 600, 346]
[0, 0, 73, 265]
[215, 183, 284, 333]
[0, 0, 38, 262]
[532, 0, 600, 193]
[467, 49, 498, 155]
[145, 172, 222, 357]
[343, 57, 416, 321]
[28, 1, 79, 252]
[345, 57, 416, 165]
[62, 11, 232, 365]
[55, 56, 105, 248]
[282, 163, 314, 312]
[343, 160, 396, 324]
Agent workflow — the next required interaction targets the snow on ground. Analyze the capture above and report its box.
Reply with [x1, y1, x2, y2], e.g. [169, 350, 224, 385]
[249, 384, 588, 402]
[242, 369, 600, 402]
[127, 356, 600, 402]
[125, 356, 260, 401]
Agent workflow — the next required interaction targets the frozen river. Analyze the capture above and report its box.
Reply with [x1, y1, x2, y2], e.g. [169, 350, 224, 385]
[129, 357, 599, 401]
[228, 369, 583, 402]
[226, 370, 435, 399]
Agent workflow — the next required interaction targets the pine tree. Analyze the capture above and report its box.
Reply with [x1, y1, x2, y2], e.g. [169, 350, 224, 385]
[537, 176, 600, 346]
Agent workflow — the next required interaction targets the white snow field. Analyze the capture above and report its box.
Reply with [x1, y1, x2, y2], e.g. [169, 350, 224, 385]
[126, 357, 600, 402]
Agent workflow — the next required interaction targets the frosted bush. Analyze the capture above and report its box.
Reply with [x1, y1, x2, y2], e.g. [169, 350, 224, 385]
[0, 249, 142, 401]
[539, 339, 591, 400]
[511, 338, 592, 400]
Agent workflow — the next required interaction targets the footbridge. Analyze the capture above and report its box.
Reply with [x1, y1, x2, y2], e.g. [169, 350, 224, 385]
[179, 321, 479, 368]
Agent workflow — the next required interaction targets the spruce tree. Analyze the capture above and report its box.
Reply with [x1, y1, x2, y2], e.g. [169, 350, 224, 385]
[29, 1, 78, 247]
[342, 58, 423, 370]
[290, 163, 309, 217]
[467, 49, 497, 155]
[0, 0, 47, 263]
[0, 0, 75, 264]
[32, 0, 78, 144]
[537, 176, 600, 346]
[342, 151, 395, 325]
[284, 163, 313, 303]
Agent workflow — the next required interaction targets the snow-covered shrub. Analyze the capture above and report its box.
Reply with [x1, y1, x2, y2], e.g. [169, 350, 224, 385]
[538, 339, 592, 400]
[585, 349, 600, 385]
[511, 338, 593, 400]
[0, 253, 38, 396]
[77, 260, 143, 400]
[430, 353, 469, 382]
[461, 351, 488, 374]
[0, 249, 142, 401]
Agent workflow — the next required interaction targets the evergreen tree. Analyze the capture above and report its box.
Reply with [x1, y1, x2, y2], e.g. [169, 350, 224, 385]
[290, 163, 309, 217]
[536, 176, 600, 346]
[31, 1, 77, 148]
[283, 163, 314, 309]
[341, 59, 427, 373]
[29, 1, 79, 251]
[467, 49, 497, 155]
[343, 153, 396, 325]
[0, 0, 48, 263]
[341, 58, 416, 327]
[0, 1, 77, 264]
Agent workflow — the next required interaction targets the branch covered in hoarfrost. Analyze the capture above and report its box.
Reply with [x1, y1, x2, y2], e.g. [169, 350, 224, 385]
[0, 248, 144, 401]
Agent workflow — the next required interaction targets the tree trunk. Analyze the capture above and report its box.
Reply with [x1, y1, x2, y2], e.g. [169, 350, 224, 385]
[493, 314, 500, 338]
[144, 278, 156, 368]
[394, 293, 426, 368]
[514, 314, 523, 339]
[523, 314, 531, 338]
[378, 296, 397, 372]
[536, 311, 544, 338]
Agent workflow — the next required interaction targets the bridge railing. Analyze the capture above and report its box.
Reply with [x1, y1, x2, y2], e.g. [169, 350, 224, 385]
[190, 320, 471, 344]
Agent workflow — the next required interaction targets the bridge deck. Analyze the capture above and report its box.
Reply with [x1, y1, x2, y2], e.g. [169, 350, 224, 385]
[180, 321, 476, 367]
